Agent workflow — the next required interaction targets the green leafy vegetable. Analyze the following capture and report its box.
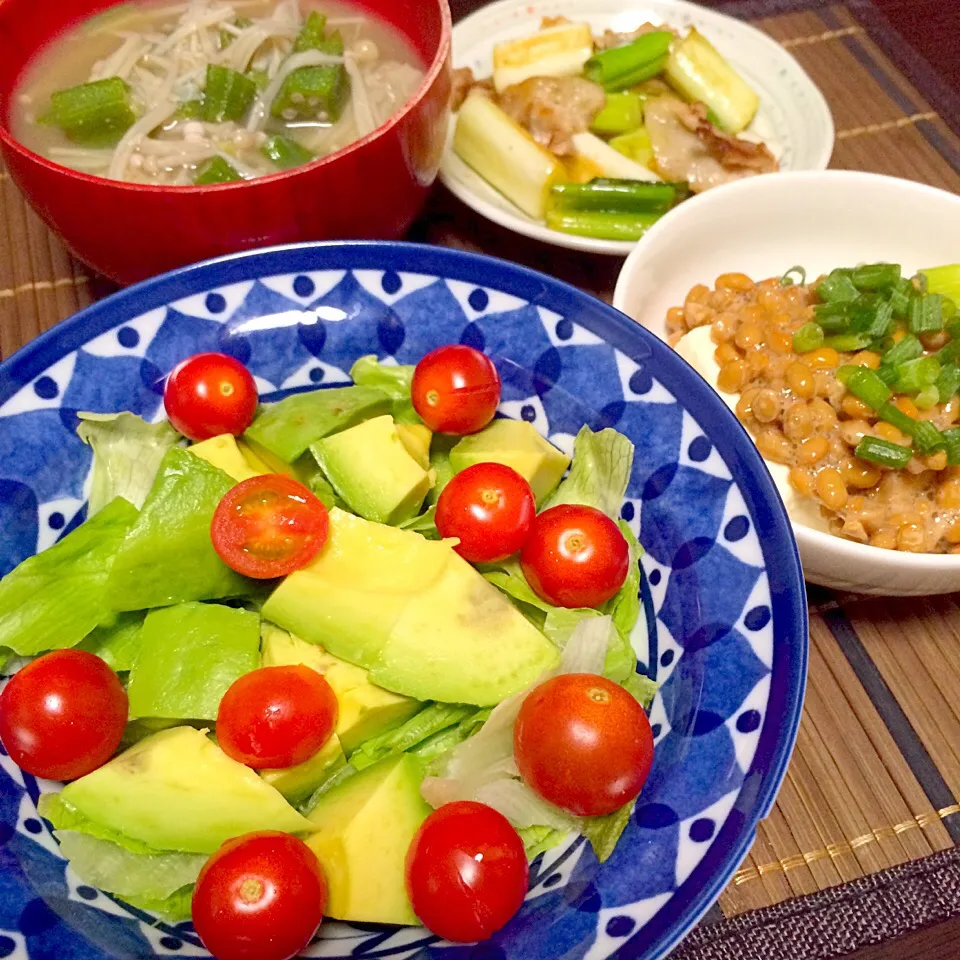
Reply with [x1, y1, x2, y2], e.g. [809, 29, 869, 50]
[544, 426, 634, 520]
[244, 386, 390, 463]
[0, 497, 138, 656]
[55, 830, 206, 902]
[127, 603, 261, 721]
[106, 448, 256, 611]
[77, 611, 145, 672]
[622, 671, 658, 710]
[581, 800, 636, 863]
[76, 412, 180, 515]
[348, 702, 478, 771]
[398, 505, 439, 539]
[39, 794, 159, 855]
[349, 356, 422, 424]
[517, 824, 569, 859]
[121, 885, 195, 921]
[426, 435, 457, 506]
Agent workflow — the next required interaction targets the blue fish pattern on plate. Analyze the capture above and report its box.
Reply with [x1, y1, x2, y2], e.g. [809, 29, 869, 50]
[0, 243, 807, 960]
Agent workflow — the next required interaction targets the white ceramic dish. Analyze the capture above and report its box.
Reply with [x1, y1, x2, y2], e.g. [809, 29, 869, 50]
[440, 0, 835, 256]
[613, 169, 960, 596]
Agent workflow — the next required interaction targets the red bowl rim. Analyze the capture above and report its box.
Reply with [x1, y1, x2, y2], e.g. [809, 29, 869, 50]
[0, 0, 452, 193]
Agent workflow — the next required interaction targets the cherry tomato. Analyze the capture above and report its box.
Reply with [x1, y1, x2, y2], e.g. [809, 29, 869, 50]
[411, 345, 501, 435]
[405, 800, 528, 942]
[163, 352, 258, 442]
[520, 504, 629, 608]
[0, 650, 127, 781]
[435, 463, 535, 563]
[217, 666, 338, 770]
[211, 475, 329, 579]
[514, 673, 654, 817]
[192, 831, 327, 960]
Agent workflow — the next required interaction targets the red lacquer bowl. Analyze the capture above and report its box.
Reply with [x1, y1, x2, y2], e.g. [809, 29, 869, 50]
[0, 0, 452, 285]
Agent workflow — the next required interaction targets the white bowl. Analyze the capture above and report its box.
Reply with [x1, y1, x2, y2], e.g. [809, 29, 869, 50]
[441, 0, 834, 257]
[613, 170, 960, 596]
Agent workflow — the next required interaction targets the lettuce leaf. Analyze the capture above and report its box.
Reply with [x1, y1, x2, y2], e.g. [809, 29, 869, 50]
[121, 884, 194, 921]
[0, 497, 138, 656]
[517, 824, 570, 860]
[55, 830, 206, 902]
[350, 356, 421, 425]
[398, 505, 439, 540]
[623, 671, 658, 710]
[544, 426, 634, 520]
[244, 386, 390, 463]
[348, 702, 478, 771]
[106, 448, 256, 611]
[581, 800, 636, 863]
[608, 521, 642, 640]
[77, 611, 145, 672]
[77, 413, 180, 516]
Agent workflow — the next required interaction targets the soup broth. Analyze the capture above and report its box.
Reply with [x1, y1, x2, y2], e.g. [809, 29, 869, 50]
[11, 0, 425, 184]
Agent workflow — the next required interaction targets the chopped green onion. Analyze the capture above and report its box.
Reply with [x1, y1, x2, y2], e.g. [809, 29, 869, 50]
[936, 362, 960, 400]
[889, 285, 912, 319]
[780, 265, 807, 287]
[851, 262, 901, 291]
[544, 209, 661, 241]
[590, 93, 644, 135]
[260, 134, 315, 170]
[813, 301, 854, 333]
[915, 385, 940, 410]
[825, 333, 873, 352]
[911, 419, 944, 454]
[877, 402, 917, 436]
[836, 364, 859, 385]
[549, 180, 678, 213]
[909, 293, 944, 334]
[881, 333, 923, 368]
[817, 270, 860, 304]
[583, 31, 674, 90]
[944, 297, 959, 322]
[202, 65, 256, 123]
[846, 368, 892, 410]
[41, 77, 137, 147]
[294, 10, 328, 51]
[893, 356, 941, 394]
[854, 435, 912, 469]
[192, 156, 242, 185]
[920, 264, 960, 304]
[942, 426, 960, 466]
[792, 322, 824, 353]
[860, 300, 894, 339]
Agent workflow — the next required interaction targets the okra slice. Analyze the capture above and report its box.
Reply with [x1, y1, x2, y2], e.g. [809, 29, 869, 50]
[202, 65, 256, 124]
[193, 156, 243, 185]
[261, 134, 315, 169]
[42, 77, 137, 147]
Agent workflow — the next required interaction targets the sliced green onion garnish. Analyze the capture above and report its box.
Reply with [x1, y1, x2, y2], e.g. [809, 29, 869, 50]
[780, 265, 807, 287]
[942, 426, 960, 466]
[854, 435, 912, 469]
[862, 300, 894, 339]
[792, 322, 824, 353]
[851, 262, 901, 291]
[911, 419, 945, 454]
[889, 285, 912, 319]
[817, 270, 860, 304]
[814, 301, 854, 333]
[909, 293, 944, 334]
[943, 297, 958, 322]
[877, 401, 918, 436]
[915, 385, 940, 409]
[846, 368, 892, 410]
[894, 356, 941, 394]
[880, 333, 923, 368]
[936, 362, 960, 401]
[825, 333, 873, 352]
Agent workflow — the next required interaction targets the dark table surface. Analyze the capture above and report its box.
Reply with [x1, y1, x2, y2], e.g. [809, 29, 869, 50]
[444, 1, 960, 958]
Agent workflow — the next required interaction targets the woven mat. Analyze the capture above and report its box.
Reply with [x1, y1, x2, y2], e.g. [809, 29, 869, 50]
[3, 0, 960, 957]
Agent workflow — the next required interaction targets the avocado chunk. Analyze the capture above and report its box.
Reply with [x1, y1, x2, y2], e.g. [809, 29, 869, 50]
[0, 496, 137, 656]
[396, 422, 432, 469]
[311, 415, 432, 524]
[243, 386, 390, 463]
[373, 551, 560, 705]
[106, 448, 254, 611]
[262, 509, 559, 705]
[58, 726, 312, 853]
[304, 754, 430, 925]
[127, 603, 261, 721]
[261, 623, 421, 754]
[450, 419, 571, 503]
[261, 508, 450, 665]
[188, 434, 265, 482]
[261, 734, 345, 806]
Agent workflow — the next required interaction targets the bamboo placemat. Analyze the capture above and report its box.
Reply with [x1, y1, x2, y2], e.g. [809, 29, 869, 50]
[3, 0, 960, 957]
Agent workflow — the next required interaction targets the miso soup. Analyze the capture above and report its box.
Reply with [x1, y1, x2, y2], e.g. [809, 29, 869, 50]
[11, 0, 425, 184]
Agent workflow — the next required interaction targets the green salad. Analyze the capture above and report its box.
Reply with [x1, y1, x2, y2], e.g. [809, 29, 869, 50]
[0, 345, 657, 956]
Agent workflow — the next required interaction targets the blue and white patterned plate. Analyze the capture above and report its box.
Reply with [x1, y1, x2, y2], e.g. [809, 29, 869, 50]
[0, 242, 807, 960]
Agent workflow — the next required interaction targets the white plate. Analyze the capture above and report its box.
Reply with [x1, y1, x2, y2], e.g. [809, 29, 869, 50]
[441, 0, 835, 256]
[613, 170, 960, 596]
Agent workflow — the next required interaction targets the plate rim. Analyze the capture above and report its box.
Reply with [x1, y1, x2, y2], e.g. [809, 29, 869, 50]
[0, 239, 808, 960]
